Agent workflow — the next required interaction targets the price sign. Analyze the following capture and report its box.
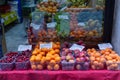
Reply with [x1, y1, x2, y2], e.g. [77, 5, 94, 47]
[58, 15, 69, 19]
[78, 22, 85, 27]
[70, 44, 85, 51]
[98, 43, 113, 50]
[40, 43, 52, 49]
[30, 23, 40, 30]
[18, 45, 32, 51]
[47, 22, 57, 28]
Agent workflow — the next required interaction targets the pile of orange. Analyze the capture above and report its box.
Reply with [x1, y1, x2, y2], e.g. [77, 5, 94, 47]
[30, 42, 61, 70]
[87, 48, 105, 70]
[100, 48, 120, 70]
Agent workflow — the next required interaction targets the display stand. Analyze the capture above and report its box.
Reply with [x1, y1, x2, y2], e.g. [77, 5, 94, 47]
[0, 17, 7, 57]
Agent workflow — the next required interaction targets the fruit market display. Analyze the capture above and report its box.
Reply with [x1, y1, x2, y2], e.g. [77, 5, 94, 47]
[30, 42, 61, 70]
[37, 1, 60, 13]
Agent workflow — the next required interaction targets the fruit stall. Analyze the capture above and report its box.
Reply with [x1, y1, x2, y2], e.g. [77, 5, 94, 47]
[0, 0, 119, 80]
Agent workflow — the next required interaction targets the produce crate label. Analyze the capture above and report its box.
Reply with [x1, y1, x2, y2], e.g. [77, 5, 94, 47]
[18, 45, 32, 51]
[60, 6, 67, 11]
[78, 22, 85, 27]
[98, 43, 113, 50]
[47, 22, 57, 28]
[70, 44, 85, 51]
[58, 15, 69, 19]
[40, 43, 52, 49]
[30, 23, 40, 30]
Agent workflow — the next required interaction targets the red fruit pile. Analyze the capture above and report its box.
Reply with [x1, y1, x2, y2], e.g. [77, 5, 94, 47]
[0, 57, 14, 63]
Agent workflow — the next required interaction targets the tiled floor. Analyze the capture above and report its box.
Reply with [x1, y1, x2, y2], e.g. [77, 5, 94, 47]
[5, 23, 28, 52]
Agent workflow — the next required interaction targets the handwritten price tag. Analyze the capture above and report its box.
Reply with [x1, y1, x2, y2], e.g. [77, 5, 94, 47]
[18, 45, 32, 51]
[70, 44, 85, 51]
[58, 15, 69, 19]
[30, 23, 40, 30]
[98, 43, 113, 50]
[40, 43, 52, 49]
[47, 22, 57, 28]
[78, 22, 85, 27]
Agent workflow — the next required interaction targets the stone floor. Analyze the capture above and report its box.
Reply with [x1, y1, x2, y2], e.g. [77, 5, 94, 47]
[5, 22, 28, 52]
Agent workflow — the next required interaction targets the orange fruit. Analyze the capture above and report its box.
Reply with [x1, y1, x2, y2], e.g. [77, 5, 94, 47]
[50, 60, 56, 65]
[31, 64, 36, 70]
[32, 50, 38, 55]
[55, 57, 61, 63]
[90, 56, 95, 61]
[30, 55, 36, 62]
[50, 50, 55, 55]
[40, 52, 45, 56]
[54, 54, 59, 57]
[56, 42, 60, 45]
[57, 45, 60, 49]
[37, 64, 43, 70]
[47, 65, 52, 70]
[55, 49, 60, 53]
[53, 44, 58, 49]
[46, 57, 51, 61]
[35, 56, 41, 61]
[54, 64, 59, 70]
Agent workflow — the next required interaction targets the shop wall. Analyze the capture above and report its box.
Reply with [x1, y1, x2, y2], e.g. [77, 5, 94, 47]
[112, 0, 120, 55]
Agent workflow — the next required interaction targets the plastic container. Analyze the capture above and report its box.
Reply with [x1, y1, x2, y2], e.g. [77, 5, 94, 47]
[106, 62, 120, 71]
[15, 61, 30, 70]
[91, 62, 105, 70]
[61, 61, 75, 70]
[0, 56, 15, 71]
[75, 62, 90, 70]
[0, 62, 14, 71]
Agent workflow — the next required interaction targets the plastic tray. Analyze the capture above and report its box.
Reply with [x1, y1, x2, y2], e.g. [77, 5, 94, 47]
[75, 62, 90, 70]
[0, 62, 14, 71]
[15, 61, 30, 70]
[106, 62, 120, 71]
[61, 61, 75, 70]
